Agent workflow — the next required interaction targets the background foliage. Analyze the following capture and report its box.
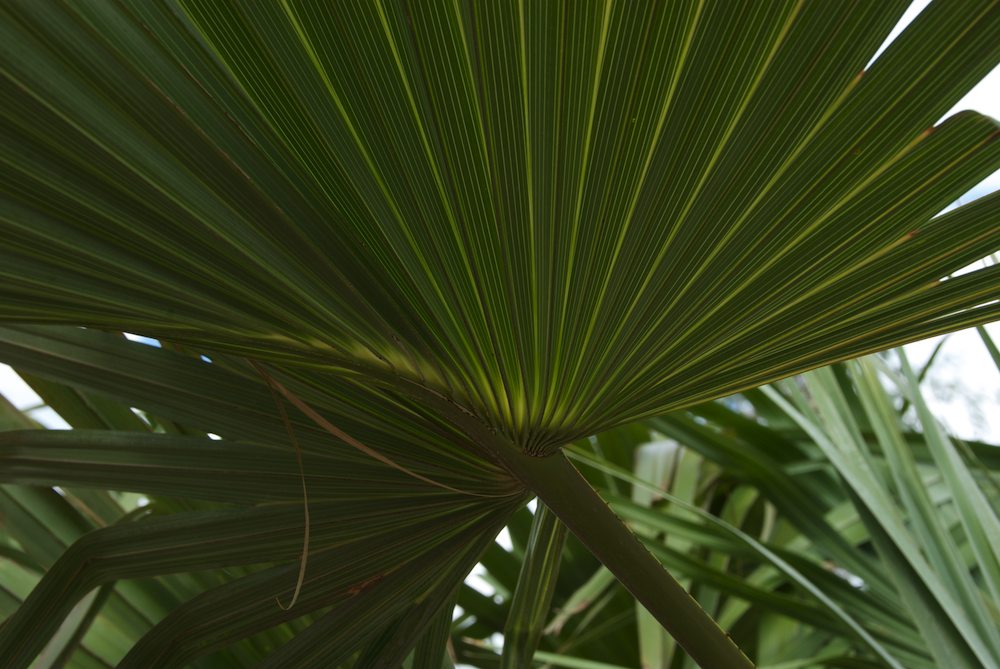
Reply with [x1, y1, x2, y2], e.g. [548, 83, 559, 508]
[2, 337, 999, 667]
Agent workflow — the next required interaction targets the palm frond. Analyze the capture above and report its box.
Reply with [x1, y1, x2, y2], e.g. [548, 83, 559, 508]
[3, 1, 1000, 665]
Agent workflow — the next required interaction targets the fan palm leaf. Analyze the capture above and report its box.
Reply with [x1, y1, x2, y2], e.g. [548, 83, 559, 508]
[2, 0, 1000, 666]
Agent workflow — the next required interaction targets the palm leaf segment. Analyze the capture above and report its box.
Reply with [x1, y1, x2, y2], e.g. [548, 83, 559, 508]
[1, 1, 1000, 666]
[0, 325, 524, 667]
[2, 0, 999, 451]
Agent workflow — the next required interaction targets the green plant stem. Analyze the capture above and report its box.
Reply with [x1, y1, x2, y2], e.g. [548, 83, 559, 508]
[398, 380, 753, 668]
[496, 447, 754, 669]
[501, 503, 568, 668]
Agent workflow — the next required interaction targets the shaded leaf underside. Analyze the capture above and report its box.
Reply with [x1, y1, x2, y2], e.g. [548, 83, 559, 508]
[0, 325, 527, 667]
[1, 0, 998, 452]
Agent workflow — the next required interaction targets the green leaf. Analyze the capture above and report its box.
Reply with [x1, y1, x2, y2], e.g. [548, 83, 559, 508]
[4, 1, 1000, 665]
[410, 600, 457, 669]
[571, 449, 906, 669]
[978, 324, 1000, 375]
[34, 583, 115, 669]
[764, 367, 1000, 667]
[500, 503, 568, 668]
[2, 1, 998, 445]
